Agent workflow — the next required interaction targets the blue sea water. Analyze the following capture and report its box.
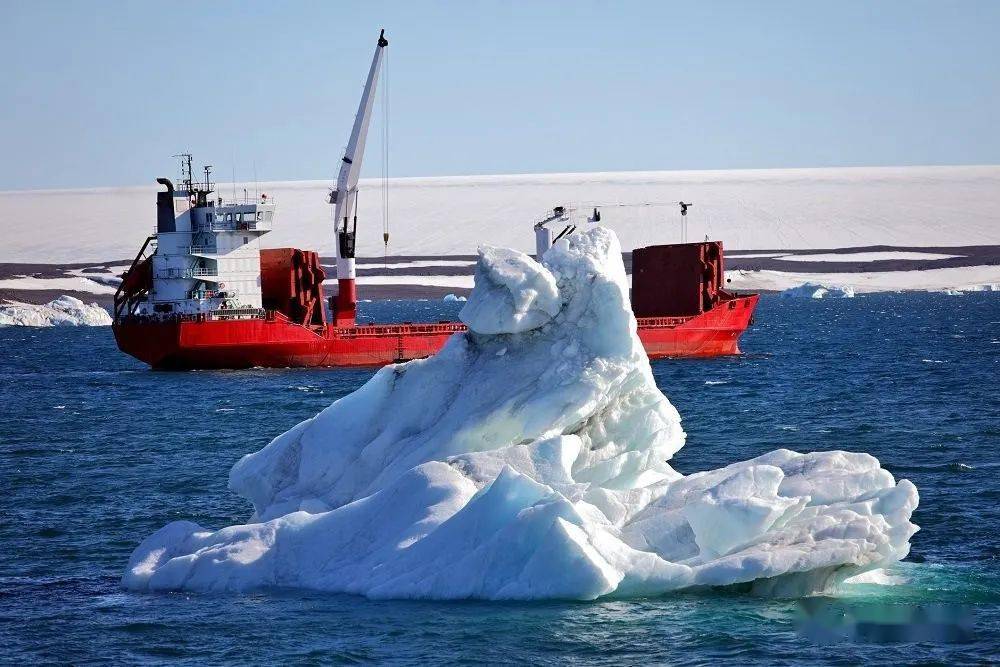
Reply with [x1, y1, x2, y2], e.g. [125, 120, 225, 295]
[1, 294, 998, 665]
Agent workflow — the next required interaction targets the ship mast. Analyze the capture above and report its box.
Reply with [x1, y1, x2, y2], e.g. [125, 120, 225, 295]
[329, 28, 389, 326]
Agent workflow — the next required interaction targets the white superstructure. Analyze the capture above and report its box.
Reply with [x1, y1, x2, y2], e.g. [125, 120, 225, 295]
[137, 155, 274, 316]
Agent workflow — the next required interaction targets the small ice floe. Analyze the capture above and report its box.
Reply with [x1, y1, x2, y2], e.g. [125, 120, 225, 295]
[921, 359, 945, 364]
[0, 296, 112, 327]
[442, 293, 467, 302]
[780, 283, 855, 299]
[704, 380, 730, 386]
[938, 289, 965, 296]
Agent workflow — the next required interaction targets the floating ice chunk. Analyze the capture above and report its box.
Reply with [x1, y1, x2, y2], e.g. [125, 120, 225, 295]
[0, 295, 112, 327]
[780, 282, 855, 299]
[459, 246, 560, 334]
[442, 293, 467, 302]
[957, 282, 999, 292]
[125, 228, 918, 600]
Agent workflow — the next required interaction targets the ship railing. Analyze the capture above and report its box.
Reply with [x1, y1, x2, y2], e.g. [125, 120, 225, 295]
[202, 307, 266, 321]
[188, 245, 218, 255]
[634, 315, 695, 328]
[116, 307, 267, 324]
[216, 197, 276, 207]
[187, 289, 238, 300]
[156, 268, 219, 279]
[195, 221, 271, 232]
[334, 322, 468, 336]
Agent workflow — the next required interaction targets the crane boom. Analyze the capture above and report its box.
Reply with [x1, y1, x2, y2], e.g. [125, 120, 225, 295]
[328, 29, 388, 327]
[332, 29, 389, 239]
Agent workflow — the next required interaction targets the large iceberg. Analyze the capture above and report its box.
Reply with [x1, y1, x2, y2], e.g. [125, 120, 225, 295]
[0, 295, 112, 327]
[124, 229, 917, 599]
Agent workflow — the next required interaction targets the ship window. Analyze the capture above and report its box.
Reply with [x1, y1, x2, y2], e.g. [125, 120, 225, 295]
[244, 236, 249, 244]
[207, 213, 212, 222]
[257, 212, 262, 220]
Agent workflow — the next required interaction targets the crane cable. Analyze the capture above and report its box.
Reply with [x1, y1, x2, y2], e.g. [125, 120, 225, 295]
[381, 48, 390, 268]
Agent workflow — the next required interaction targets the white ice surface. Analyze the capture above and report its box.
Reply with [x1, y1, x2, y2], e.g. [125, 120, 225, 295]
[727, 266, 1000, 293]
[356, 260, 477, 270]
[776, 251, 960, 263]
[0, 295, 111, 326]
[0, 276, 119, 295]
[124, 228, 919, 600]
[324, 275, 475, 289]
[3, 165, 998, 263]
[727, 253, 787, 259]
[66, 266, 127, 286]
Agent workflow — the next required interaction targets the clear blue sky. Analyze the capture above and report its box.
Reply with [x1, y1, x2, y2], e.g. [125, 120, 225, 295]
[2, 0, 998, 190]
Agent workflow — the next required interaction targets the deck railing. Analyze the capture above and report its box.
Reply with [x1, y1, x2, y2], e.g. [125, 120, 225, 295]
[117, 307, 267, 324]
[196, 221, 270, 232]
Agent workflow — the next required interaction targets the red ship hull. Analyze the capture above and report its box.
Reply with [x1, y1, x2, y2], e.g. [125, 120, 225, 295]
[638, 294, 758, 359]
[113, 294, 757, 370]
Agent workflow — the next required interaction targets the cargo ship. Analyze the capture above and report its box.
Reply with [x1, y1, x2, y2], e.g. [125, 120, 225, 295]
[112, 31, 757, 370]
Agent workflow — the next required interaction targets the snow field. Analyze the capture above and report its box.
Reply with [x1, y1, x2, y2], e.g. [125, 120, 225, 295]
[3, 165, 997, 263]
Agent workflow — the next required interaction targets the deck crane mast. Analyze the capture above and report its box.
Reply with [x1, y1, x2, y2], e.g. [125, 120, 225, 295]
[329, 29, 389, 326]
[534, 206, 600, 259]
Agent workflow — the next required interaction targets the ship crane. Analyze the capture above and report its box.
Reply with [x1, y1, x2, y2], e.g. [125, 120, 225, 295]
[329, 28, 389, 326]
[533, 206, 600, 259]
[534, 201, 700, 258]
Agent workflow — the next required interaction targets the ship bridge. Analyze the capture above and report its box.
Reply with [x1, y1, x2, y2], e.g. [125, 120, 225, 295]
[136, 155, 275, 316]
